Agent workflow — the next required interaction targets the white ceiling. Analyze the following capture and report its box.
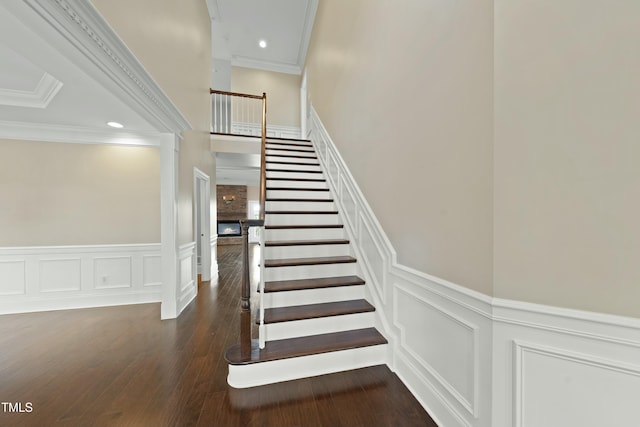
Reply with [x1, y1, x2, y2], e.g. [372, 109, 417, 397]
[206, 0, 318, 75]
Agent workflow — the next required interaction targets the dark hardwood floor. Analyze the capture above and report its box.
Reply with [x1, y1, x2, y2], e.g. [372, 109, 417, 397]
[0, 244, 437, 427]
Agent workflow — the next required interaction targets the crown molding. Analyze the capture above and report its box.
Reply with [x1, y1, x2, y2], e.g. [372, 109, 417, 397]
[297, 0, 318, 70]
[20, 0, 191, 134]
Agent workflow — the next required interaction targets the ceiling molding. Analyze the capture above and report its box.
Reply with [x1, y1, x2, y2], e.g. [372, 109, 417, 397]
[0, 72, 63, 108]
[296, 0, 318, 71]
[232, 56, 301, 75]
[18, 0, 191, 134]
[0, 120, 162, 147]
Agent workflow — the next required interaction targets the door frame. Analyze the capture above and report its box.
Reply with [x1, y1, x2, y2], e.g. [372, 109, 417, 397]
[193, 167, 211, 282]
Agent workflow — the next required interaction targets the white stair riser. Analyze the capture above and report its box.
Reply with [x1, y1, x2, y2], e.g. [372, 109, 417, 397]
[266, 155, 318, 165]
[264, 285, 364, 307]
[266, 190, 332, 199]
[264, 228, 346, 241]
[265, 148, 315, 155]
[264, 262, 357, 282]
[266, 163, 321, 172]
[262, 312, 374, 341]
[266, 201, 335, 211]
[264, 244, 352, 259]
[265, 180, 328, 189]
[227, 344, 388, 388]
[265, 213, 341, 226]
[266, 171, 325, 180]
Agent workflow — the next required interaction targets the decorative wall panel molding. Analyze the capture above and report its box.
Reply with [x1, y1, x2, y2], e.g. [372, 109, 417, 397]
[309, 106, 640, 427]
[0, 244, 162, 314]
[177, 241, 197, 315]
[230, 122, 301, 140]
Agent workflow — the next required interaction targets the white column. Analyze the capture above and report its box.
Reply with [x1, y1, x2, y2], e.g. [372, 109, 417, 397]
[160, 133, 179, 320]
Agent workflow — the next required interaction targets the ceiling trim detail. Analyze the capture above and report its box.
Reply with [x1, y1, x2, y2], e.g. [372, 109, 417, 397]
[232, 56, 302, 75]
[0, 72, 63, 108]
[296, 0, 318, 71]
[0, 120, 162, 147]
[20, 0, 192, 134]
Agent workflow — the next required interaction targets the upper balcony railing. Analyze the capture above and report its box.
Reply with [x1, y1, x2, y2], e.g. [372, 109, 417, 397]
[210, 89, 266, 137]
[211, 88, 267, 361]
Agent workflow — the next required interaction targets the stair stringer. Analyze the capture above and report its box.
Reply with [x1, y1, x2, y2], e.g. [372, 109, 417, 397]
[308, 119, 401, 371]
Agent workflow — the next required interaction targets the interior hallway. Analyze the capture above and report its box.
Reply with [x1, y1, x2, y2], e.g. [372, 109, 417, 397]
[0, 245, 435, 427]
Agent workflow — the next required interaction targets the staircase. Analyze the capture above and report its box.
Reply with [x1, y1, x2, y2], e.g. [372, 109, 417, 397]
[225, 137, 388, 388]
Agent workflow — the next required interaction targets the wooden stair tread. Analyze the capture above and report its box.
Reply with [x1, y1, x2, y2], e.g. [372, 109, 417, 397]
[265, 224, 344, 230]
[266, 198, 333, 202]
[266, 168, 324, 174]
[265, 239, 349, 247]
[267, 136, 312, 145]
[225, 328, 387, 365]
[265, 256, 356, 268]
[265, 211, 338, 215]
[264, 275, 365, 292]
[267, 187, 330, 191]
[260, 299, 375, 324]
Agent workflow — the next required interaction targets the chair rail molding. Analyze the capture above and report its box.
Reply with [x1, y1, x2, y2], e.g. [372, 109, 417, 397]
[308, 105, 640, 427]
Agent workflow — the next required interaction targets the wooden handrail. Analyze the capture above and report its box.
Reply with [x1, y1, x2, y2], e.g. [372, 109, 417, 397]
[212, 88, 267, 361]
[259, 92, 267, 223]
[210, 88, 263, 100]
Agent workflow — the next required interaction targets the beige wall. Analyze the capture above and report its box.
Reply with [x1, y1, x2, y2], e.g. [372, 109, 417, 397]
[305, 0, 494, 295]
[494, 0, 640, 317]
[0, 140, 159, 246]
[231, 66, 301, 128]
[92, 0, 214, 245]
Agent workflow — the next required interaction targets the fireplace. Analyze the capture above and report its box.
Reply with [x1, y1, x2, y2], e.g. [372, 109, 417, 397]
[217, 220, 241, 237]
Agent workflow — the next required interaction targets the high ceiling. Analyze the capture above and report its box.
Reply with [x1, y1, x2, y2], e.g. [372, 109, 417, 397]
[0, 2, 161, 138]
[207, 0, 318, 75]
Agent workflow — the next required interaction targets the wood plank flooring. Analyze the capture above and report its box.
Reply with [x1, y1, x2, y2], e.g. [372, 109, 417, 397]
[0, 244, 437, 427]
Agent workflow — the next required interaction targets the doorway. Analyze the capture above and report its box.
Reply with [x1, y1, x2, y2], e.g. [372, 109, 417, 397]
[194, 168, 211, 284]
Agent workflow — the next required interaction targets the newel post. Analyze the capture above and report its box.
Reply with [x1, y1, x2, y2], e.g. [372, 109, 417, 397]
[240, 219, 252, 360]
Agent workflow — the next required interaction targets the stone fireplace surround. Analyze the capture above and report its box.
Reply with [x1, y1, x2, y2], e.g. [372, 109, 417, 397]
[216, 185, 247, 245]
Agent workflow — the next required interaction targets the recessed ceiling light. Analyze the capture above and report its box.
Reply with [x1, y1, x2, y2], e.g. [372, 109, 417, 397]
[259, 40, 267, 48]
[107, 121, 124, 128]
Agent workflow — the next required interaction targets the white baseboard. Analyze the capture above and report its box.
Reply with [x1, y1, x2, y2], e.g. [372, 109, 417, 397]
[309, 106, 640, 427]
[0, 244, 161, 315]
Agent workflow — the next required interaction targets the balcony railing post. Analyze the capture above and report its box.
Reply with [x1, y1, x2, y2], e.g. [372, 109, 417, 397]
[240, 219, 252, 360]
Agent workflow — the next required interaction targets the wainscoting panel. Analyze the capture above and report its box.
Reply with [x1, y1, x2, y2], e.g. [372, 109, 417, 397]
[93, 256, 132, 289]
[39, 258, 82, 293]
[0, 260, 26, 296]
[514, 340, 640, 427]
[177, 242, 197, 315]
[230, 122, 301, 140]
[142, 255, 162, 287]
[309, 106, 640, 427]
[492, 302, 640, 427]
[395, 284, 478, 416]
[0, 244, 162, 314]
